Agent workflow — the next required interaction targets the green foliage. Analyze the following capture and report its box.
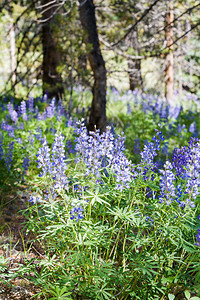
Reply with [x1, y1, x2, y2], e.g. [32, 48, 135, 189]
[0, 255, 8, 273]
[0, 90, 200, 299]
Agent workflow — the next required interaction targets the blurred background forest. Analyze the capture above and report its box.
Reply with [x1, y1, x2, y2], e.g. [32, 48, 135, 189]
[0, 0, 199, 102]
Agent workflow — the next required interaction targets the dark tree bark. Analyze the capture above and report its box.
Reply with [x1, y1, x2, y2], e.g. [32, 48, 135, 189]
[41, 0, 64, 100]
[78, 0, 107, 133]
[127, 30, 143, 91]
[128, 59, 143, 91]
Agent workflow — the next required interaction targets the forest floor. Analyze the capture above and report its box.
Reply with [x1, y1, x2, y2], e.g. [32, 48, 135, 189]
[0, 192, 43, 300]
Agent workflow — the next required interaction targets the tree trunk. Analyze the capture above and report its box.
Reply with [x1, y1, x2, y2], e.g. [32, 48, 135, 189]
[127, 30, 143, 91]
[41, 0, 64, 100]
[165, 1, 174, 103]
[78, 0, 107, 133]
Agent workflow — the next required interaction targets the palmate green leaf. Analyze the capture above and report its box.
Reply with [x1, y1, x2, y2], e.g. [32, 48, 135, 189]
[87, 189, 110, 206]
[89, 281, 115, 300]
[39, 255, 59, 268]
[107, 206, 141, 224]
[44, 224, 66, 234]
[47, 285, 73, 300]
[78, 222, 111, 247]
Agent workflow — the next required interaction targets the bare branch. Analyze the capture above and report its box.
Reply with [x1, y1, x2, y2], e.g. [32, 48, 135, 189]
[154, 3, 200, 36]
[37, 1, 73, 23]
[111, 0, 161, 47]
[161, 21, 200, 51]
[99, 36, 145, 60]
[39, 1, 65, 16]
[4, 53, 42, 94]
[36, 0, 57, 9]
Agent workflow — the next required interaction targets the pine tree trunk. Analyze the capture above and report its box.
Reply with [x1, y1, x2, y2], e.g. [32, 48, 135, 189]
[41, 0, 64, 100]
[79, 0, 107, 133]
[127, 31, 143, 91]
[165, 1, 174, 103]
[128, 59, 143, 91]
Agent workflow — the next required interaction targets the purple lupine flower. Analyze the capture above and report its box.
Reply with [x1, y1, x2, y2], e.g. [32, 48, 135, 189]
[0, 133, 4, 160]
[22, 156, 30, 178]
[5, 141, 14, 170]
[183, 145, 200, 208]
[20, 101, 26, 114]
[44, 187, 57, 201]
[51, 133, 68, 192]
[70, 205, 84, 222]
[145, 216, 154, 224]
[20, 101, 28, 121]
[127, 103, 132, 114]
[49, 127, 56, 134]
[162, 143, 169, 155]
[171, 138, 200, 208]
[176, 184, 183, 205]
[159, 161, 176, 205]
[18, 123, 24, 130]
[195, 229, 200, 246]
[177, 124, 184, 133]
[35, 127, 42, 140]
[189, 122, 196, 134]
[46, 99, 56, 118]
[111, 152, 132, 191]
[140, 142, 157, 165]
[189, 137, 199, 148]
[37, 113, 42, 121]
[37, 134, 69, 192]
[172, 146, 190, 178]
[57, 100, 65, 116]
[1, 120, 6, 131]
[75, 122, 131, 190]
[17, 105, 21, 117]
[28, 96, 34, 113]
[36, 140, 52, 177]
[29, 195, 42, 205]
[7, 102, 18, 123]
[66, 141, 75, 154]
[172, 138, 199, 178]
[67, 118, 73, 127]
[16, 137, 23, 144]
[1, 121, 15, 138]
[40, 137, 47, 144]
[140, 130, 164, 170]
[43, 94, 48, 102]
[41, 111, 47, 120]
[160, 104, 169, 120]
[168, 105, 181, 120]
[7, 102, 12, 112]
[142, 101, 148, 114]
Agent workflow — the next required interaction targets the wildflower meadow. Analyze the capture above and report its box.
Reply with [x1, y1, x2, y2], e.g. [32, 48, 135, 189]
[0, 89, 200, 300]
